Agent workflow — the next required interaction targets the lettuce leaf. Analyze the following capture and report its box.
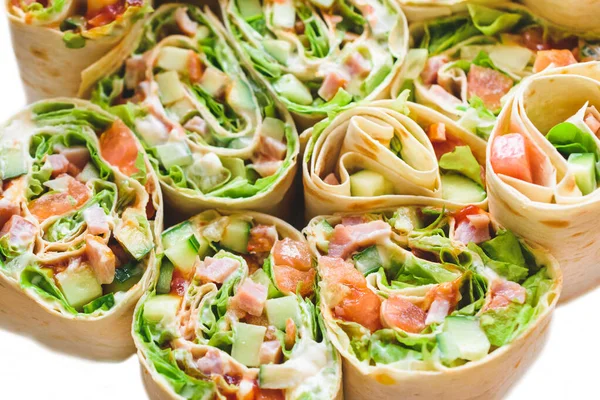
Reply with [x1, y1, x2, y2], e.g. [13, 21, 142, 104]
[467, 242, 529, 283]
[439, 145, 483, 186]
[20, 266, 77, 314]
[545, 122, 598, 158]
[467, 4, 523, 36]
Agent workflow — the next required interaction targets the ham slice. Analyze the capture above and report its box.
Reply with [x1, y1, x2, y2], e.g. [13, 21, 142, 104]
[428, 84, 462, 107]
[184, 116, 207, 135]
[230, 279, 268, 317]
[175, 7, 198, 37]
[467, 65, 513, 111]
[272, 238, 312, 271]
[85, 235, 116, 284]
[420, 55, 449, 85]
[59, 146, 90, 169]
[247, 224, 278, 254]
[381, 295, 426, 334]
[323, 173, 340, 185]
[328, 220, 391, 259]
[259, 340, 282, 364]
[83, 205, 109, 236]
[487, 279, 527, 310]
[345, 53, 371, 77]
[318, 70, 348, 101]
[423, 280, 461, 325]
[0, 199, 20, 230]
[195, 257, 240, 284]
[47, 154, 70, 178]
[454, 219, 491, 245]
[0, 215, 36, 249]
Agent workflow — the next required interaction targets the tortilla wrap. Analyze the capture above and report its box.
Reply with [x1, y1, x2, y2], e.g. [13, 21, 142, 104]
[303, 205, 561, 400]
[0, 98, 163, 359]
[391, 2, 600, 139]
[302, 96, 487, 220]
[133, 209, 342, 400]
[80, 4, 299, 220]
[397, 0, 505, 22]
[521, 0, 600, 39]
[219, 0, 409, 130]
[487, 61, 600, 301]
[5, 0, 152, 103]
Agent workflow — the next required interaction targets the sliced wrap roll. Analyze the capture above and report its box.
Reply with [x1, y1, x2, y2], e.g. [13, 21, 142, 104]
[487, 61, 600, 300]
[134, 210, 342, 400]
[0, 99, 163, 358]
[396, 0, 505, 22]
[304, 205, 561, 400]
[82, 4, 299, 218]
[5, 0, 152, 102]
[302, 97, 487, 219]
[521, 0, 600, 39]
[391, 2, 600, 139]
[220, 0, 409, 128]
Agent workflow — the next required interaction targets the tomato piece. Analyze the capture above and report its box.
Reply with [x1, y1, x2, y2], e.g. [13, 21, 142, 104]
[427, 122, 446, 143]
[272, 238, 312, 271]
[490, 133, 533, 183]
[381, 295, 426, 334]
[273, 264, 315, 297]
[432, 133, 464, 160]
[99, 121, 140, 176]
[452, 205, 485, 226]
[28, 175, 91, 221]
[188, 52, 204, 83]
[467, 65, 513, 111]
[257, 389, 285, 400]
[533, 49, 577, 73]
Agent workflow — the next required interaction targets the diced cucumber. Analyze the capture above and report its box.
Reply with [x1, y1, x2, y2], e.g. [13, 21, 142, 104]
[227, 79, 255, 111]
[155, 141, 193, 170]
[199, 67, 229, 97]
[56, 265, 103, 310]
[167, 99, 196, 123]
[391, 207, 421, 234]
[437, 331, 461, 364]
[274, 74, 313, 106]
[441, 316, 490, 361]
[353, 246, 382, 275]
[263, 39, 291, 64]
[156, 70, 186, 105]
[156, 47, 193, 73]
[266, 296, 301, 330]
[314, 220, 334, 253]
[0, 143, 27, 180]
[232, 322, 266, 367]
[164, 236, 200, 275]
[441, 174, 487, 203]
[115, 209, 154, 260]
[143, 294, 181, 324]
[228, 137, 253, 149]
[77, 163, 100, 182]
[568, 153, 597, 195]
[237, 0, 262, 19]
[350, 170, 394, 197]
[156, 259, 175, 295]
[162, 221, 195, 248]
[104, 262, 144, 293]
[220, 218, 251, 254]
[251, 269, 280, 299]
[134, 114, 169, 147]
[261, 117, 286, 142]
[221, 157, 247, 179]
[259, 363, 298, 389]
[272, 2, 296, 29]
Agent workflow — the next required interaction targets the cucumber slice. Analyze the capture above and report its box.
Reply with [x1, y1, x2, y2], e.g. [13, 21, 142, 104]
[350, 170, 394, 197]
[104, 262, 144, 293]
[314, 219, 334, 253]
[440, 316, 490, 361]
[56, 265, 103, 310]
[220, 219, 251, 254]
[232, 322, 266, 367]
[167, 99, 196, 123]
[264, 39, 291, 64]
[437, 331, 461, 364]
[164, 235, 200, 275]
[199, 67, 229, 97]
[156, 70, 186, 105]
[353, 246, 382, 275]
[156, 47, 192, 73]
[221, 157, 247, 179]
[155, 141, 193, 170]
[272, 2, 295, 29]
[265, 296, 301, 330]
[441, 174, 486, 203]
[261, 117, 286, 142]
[274, 74, 313, 106]
[568, 153, 597, 195]
[77, 163, 100, 182]
[162, 221, 195, 248]
[143, 294, 181, 324]
[115, 210, 154, 260]
[237, 0, 262, 19]
[156, 259, 175, 295]
[227, 79, 255, 111]
[228, 137, 253, 149]
[0, 143, 27, 180]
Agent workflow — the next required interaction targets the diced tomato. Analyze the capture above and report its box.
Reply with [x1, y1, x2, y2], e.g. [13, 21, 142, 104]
[318, 71, 348, 101]
[432, 134, 464, 160]
[585, 113, 600, 136]
[170, 270, 188, 296]
[188, 53, 204, 83]
[467, 65, 513, 111]
[427, 122, 446, 143]
[490, 133, 533, 183]
[87, 0, 125, 28]
[28, 175, 91, 221]
[99, 121, 140, 177]
[319, 256, 383, 332]
[242, 254, 262, 275]
[533, 49, 577, 73]
[256, 389, 285, 400]
[381, 295, 426, 334]
[486, 279, 527, 310]
[327, 220, 391, 259]
[273, 264, 315, 297]
[248, 225, 278, 254]
[272, 238, 312, 271]
[345, 53, 371, 77]
[284, 318, 296, 349]
[521, 28, 551, 51]
[420, 55, 449, 85]
[453, 205, 485, 227]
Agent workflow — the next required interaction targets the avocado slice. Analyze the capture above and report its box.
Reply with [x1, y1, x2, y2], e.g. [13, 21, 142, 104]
[232, 322, 267, 367]
[441, 174, 486, 203]
[350, 170, 394, 197]
[143, 294, 181, 324]
[264, 39, 292, 64]
[266, 295, 302, 330]
[56, 265, 103, 310]
[274, 74, 313, 106]
[220, 218, 251, 254]
[156, 70, 186, 105]
[155, 141, 193, 170]
[568, 153, 597, 195]
[438, 316, 490, 362]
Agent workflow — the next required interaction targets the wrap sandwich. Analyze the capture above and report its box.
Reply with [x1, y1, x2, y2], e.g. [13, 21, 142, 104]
[303, 205, 561, 400]
[391, 2, 600, 139]
[5, 0, 152, 102]
[396, 0, 505, 23]
[219, 0, 409, 128]
[0, 98, 163, 358]
[82, 4, 299, 219]
[302, 96, 487, 219]
[487, 61, 600, 300]
[521, 0, 600, 39]
[133, 210, 342, 400]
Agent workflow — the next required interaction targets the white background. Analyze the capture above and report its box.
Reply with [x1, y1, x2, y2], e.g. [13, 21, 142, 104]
[0, 8, 598, 400]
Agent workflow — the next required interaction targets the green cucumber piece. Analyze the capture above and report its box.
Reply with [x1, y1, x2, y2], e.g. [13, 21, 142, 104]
[314, 219, 334, 253]
[437, 331, 461, 364]
[155, 141, 193, 171]
[237, 0, 262, 19]
[162, 221, 195, 248]
[143, 294, 181, 324]
[77, 163, 100, 182]
[568, 153, 597, 195]
[350, 170, 394, 197]
[232, 322, 266, 367]
[156, 259, 175, 294]
[264, 39, 291, 64]
[265, 296, 301, 330]
[0, 143, 27, 180]
[56, 265, 103, 310]
[440, 316, 490, 361]
[220, 219, 251, 254]
[274, 74, 313, 106]
[156, 47, 192, 73]
[441, 174, 487, 203]
[221, 157, 247, 179]
[261, 117, 286, 142]
[104, 262, 144, 293]
[115, 210, 154, 260]
[391, 207, 421, 234]
[164, 235, 201, 275]
[353, 246, 382, 275]
[156, 70, 186, 105]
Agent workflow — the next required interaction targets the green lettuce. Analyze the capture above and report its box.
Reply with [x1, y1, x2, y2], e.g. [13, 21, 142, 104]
[545, 122, 598, 158]
[439, 145, 483, 186]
